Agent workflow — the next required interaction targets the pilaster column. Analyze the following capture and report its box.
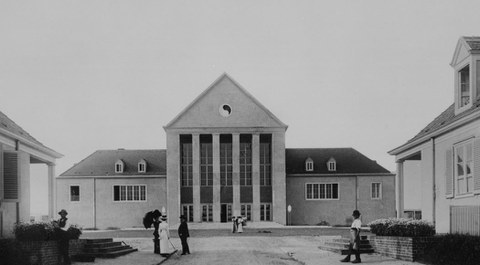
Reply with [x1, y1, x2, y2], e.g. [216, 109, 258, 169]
[212, 133, 221, 222]
[192, 134, 201, 222]
[252, 134, 260, 221]
[48, 163, 56, 219]
[396, 161, 404, 218]
[232, 133, 240, 216]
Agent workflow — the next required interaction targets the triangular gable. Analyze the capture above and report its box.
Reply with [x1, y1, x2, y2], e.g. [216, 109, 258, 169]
[451, 37, 471, 67]
[165, 73, 287, 129]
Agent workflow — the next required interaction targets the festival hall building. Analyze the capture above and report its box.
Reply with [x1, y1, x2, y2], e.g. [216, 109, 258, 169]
[57, 74, 394, 228]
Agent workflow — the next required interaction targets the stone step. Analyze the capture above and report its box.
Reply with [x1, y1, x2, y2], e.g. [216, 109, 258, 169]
[85, 238, 113, 244]
[89, 248, 138, 258]
[85, 244, 132, 254]
[324, 241, 372, 249]
[319, 245, 375, 255]
[85, 241, 122, 249]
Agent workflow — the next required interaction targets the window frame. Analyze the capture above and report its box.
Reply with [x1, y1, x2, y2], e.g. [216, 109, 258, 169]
[454, 139, 474, 196]
[458, 64, 471, 109]
[112, 184, 147, 202]
[260, 203, 272, 221]
[115, 160, 124, 173]
[305, 183, 339, 200]
[240, 204, 252, 221]
[305, 158, 314, 172]
[138, 160, 146, 173]
[371, 182, 382, 200]
[70, 185, 80, 202]
[181, 204, 194, 222]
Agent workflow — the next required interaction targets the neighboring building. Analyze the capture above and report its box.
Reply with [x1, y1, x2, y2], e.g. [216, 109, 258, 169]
[57, 150, 166, 229]
[58, 73, 394, 229]
[0, 110, 62, 237]
[286, 148, 394, 226]
[390, 36, 480, 235]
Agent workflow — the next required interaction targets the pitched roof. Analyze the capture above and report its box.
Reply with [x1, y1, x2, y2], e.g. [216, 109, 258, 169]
[60, 149, 166, 176]
[463, 36, 480, 50]
[0, 110, 45, 147]
[164, 73, 288, 129]
[0, 110, 61, 157]
[286, 148, 391, 175]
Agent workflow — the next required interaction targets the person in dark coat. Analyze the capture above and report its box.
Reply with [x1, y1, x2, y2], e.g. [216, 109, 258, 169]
[56, 209, 70, 265]
[178, 215, 190, 255]
[143, 209, 162, 254]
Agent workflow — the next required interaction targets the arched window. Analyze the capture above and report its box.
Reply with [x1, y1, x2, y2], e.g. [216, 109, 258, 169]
[305, 157, 314, 171]
[115, 159, 124, 173]
[327, 157, 336, 172]
[138, 159, 147, 173]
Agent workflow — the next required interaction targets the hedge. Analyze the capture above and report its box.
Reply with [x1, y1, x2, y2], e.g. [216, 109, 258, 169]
[368, 218, 435, 237]
[421, 234, 480, 265]
[13, 221, 82, 241]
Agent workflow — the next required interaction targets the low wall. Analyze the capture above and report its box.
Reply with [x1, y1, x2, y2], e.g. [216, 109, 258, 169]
[370, 236, 434, 261]
[19, 239, 86, 265]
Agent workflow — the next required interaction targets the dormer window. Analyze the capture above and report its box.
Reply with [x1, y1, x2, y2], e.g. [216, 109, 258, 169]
[327, 158, 336, 172]
[459, 65, 470, 108]
[115, 160, 124, 173]
[138, 159, 147, 173]
[305, 158, 314, 171]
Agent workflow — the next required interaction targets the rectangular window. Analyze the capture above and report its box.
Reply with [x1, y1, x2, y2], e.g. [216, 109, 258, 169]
[220, 134, 233, 186]
[305, 183, 339, 200]
[182, 204, 194, 222]
[200, 135, 213, 186]
[181, 135, 193, 187]
[455, 139, 474, 195]
[3, 152, 18, 200]
[260, 135, 271, 186]
[70, 186, 80, 202]
[113, 185, 146, 201]
[240, 135, 252, 186]
[260, 203, 271, 221]
[138, 163, 146, 173]
[371, 183, 382, 199]
[459, 65, 470, 107]
[202, 204, 213, 222]
[241, 204, 252, 221]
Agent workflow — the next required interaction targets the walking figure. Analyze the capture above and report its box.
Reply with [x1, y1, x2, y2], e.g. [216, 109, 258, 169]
[178, 215, 190, 255]
[159, 215, 170, 256]
[143, 209, 162, 254]
[341, 210, 362, 263]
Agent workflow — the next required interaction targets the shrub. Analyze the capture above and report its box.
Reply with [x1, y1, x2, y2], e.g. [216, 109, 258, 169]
[368, 218, 435, 237]
[14, 221, 82, 241]
[0, 239, 29, 265]
[422, 234, 480, 265]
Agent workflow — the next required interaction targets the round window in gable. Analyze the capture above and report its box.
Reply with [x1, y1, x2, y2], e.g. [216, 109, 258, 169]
[219, 104, 232, 117]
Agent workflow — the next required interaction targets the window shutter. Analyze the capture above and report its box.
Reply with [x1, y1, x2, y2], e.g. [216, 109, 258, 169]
[3, 152, 18, 200]
[445, 149, 454, 198]
[474, 139, 480, 194]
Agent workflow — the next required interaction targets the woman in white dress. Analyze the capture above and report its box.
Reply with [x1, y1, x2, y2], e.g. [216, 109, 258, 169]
[159, 216, 170, 256]
[236, 216, 243, 233]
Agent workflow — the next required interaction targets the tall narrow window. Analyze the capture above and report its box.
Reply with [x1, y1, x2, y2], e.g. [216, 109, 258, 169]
[3, 152, 18, 200]
[70, 186, 80, 201]
[260, 203, 271, 221]
[260, 135, 271, 185]
[305, 157, 314, 171]
[200, 135, 213, 186]
[327, 158, 336, 171]
[182, 204, 194, 222]
[115, 160, 124, 173]
[220, 134, 233, 186]
[454, 140, 474, 195]
[202, 204, 213, 222]
[459, 65, 470, 107]
[241, 204, 252, 221]
[180, 135, 193, 187]
[240, 134, 252, 186]
[371, 183, 382, 199]
[138, 159, 146, 173]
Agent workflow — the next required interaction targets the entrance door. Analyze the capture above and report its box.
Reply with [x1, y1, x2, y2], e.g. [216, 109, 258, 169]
[220, 204, 232, 223]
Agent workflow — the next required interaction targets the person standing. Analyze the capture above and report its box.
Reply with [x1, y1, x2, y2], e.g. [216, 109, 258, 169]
[236, 216, 243, 233]
[151, 210, 161, 254]
[232, 216, 237, 233]
[159, 216, 170, 256]
[178, 215, 190, 255]
[56, 209, 70, 265]
[341, 210, 362, 263]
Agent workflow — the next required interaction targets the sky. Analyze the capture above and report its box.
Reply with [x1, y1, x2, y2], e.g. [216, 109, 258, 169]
[2, 0, 480, 215]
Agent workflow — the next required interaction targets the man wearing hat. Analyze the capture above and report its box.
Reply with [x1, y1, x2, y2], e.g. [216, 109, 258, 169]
[178, 215, 190, 255]
[341, 210, 362, 263]
[56, 209, 71, 264]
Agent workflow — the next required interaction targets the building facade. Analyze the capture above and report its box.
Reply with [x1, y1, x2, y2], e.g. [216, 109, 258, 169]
[0, 110, 62, 237]
[390, 37, 480, 235]
[58, 74, 394, 229]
